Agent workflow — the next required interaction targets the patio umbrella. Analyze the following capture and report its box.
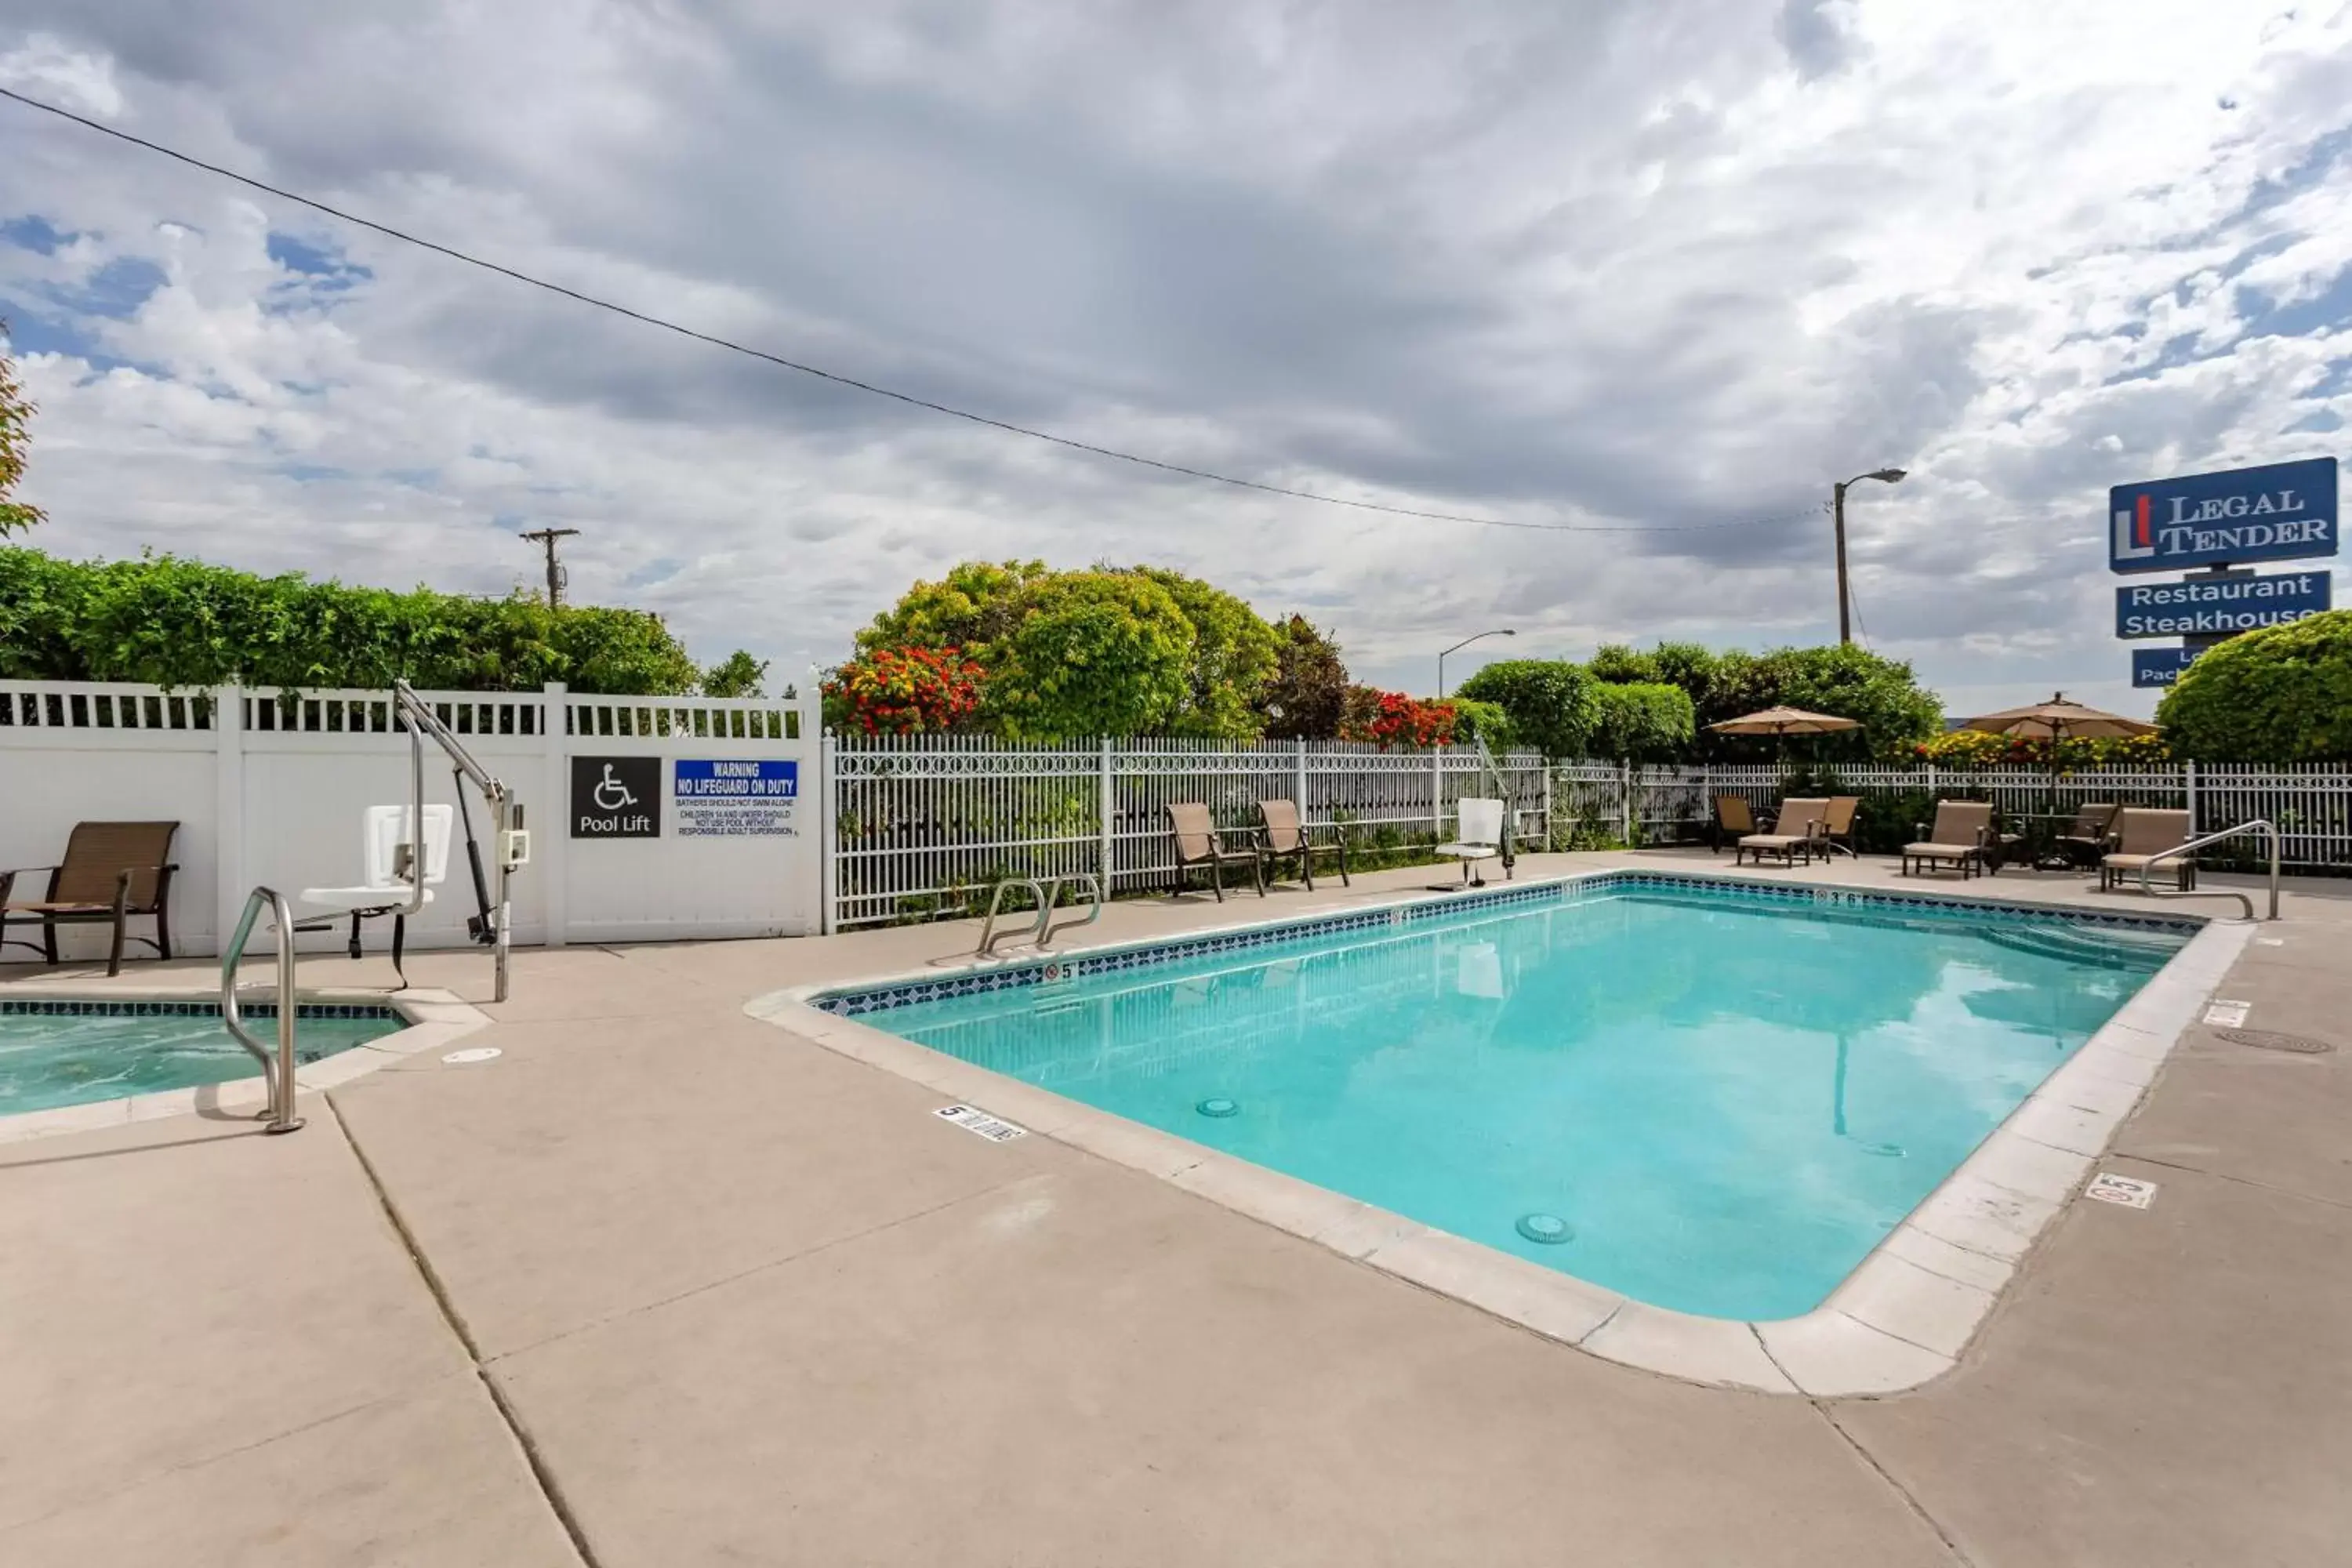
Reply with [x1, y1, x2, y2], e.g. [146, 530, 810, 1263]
[1960, 693, 2156, 744]
[1707, 706, 1862, 768]
[1962, 693, 2159, 846]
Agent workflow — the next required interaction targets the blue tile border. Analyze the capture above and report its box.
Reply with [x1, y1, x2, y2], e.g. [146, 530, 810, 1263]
[810, 869, 2202, 1018]
[0, 999, 401, 1022]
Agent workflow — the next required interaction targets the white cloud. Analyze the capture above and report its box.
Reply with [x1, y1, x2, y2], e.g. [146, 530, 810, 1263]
[0, 0, 2348, 717]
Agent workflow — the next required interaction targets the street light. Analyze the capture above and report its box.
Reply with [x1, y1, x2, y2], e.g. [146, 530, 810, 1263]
[1437, 628, 1515, 697]
[1831, 468, 1906, 645]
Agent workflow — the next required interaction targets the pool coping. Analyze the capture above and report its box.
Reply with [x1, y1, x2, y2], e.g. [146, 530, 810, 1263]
[746, 865, 2252, 1397]
[0, 985, 492, 1146]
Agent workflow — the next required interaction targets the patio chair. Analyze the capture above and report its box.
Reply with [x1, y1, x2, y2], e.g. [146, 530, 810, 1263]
[1818, 796, 1862, 858]
[2056, 802, 2122, 869]
[2100, 808, 2196, 892]
[1711, 794, 1773, 853]
[1435, 797, 1507, 886]
[1256, 798, 1350, 891]
[0, 821, 180, 978]
[1735, 797, 1828, 869]
[1166, 802, 1264, 902]
[1902, 801, 1995, 879]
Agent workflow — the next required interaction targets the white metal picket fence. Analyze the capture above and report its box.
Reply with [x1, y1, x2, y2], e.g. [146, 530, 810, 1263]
[826, 735, 1550, 928]
[1549, 759, 2352, 868]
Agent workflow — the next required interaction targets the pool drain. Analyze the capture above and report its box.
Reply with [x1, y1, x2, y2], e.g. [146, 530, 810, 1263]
[1196, 1097, 1240, 1118]
[2212, 1028, 2334, 1055]
[1515, 1213, 1574, 1244]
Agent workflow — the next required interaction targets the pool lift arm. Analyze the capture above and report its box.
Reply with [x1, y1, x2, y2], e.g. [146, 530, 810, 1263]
[390, 681, 530, 1003]
[1471, 734, 1519, 875]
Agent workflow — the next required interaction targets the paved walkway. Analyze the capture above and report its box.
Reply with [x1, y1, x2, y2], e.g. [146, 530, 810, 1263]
[5, 852, 2347, 1565]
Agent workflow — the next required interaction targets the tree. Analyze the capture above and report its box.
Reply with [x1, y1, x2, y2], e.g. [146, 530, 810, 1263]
[1339, 686, 1456, 746]
[1447, 697, 1515, 751]
[1130, 564, 1279, 738]
[1586, 643, 1660, 684]
[983, 570, 1196, 739]
[702, 650, 768, 698]
[854, 559, 1051, 655]
[0, 326, 43, 537]
[1589, 682, 1697, 761]
[2158, 609, 2352, 761]
[1453, 659, 1599, 758]
[1693, 644, 1941, 762]
[1254, 615, 1350, 739]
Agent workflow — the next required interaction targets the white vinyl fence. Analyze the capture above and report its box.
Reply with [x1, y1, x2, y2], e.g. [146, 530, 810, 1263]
[1, 680, 820, 959]
[826, 735, 1551, 928]
[1551, 759, 2352, 868]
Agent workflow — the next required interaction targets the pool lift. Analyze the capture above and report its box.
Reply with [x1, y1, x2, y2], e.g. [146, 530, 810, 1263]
[220, 681, 531, 1133]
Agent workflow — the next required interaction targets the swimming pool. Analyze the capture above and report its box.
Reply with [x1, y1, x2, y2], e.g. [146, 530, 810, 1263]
[811, 875, 2195, 1323]
[0, 1000, 406, 1116]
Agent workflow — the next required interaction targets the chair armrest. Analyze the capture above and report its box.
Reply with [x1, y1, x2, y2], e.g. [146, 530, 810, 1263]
[0, 864, 61, 879]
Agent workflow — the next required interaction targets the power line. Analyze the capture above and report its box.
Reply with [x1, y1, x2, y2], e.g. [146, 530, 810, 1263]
[2, 83, 1824, 538]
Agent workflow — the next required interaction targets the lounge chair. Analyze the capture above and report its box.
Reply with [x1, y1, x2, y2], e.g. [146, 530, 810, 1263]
[1903, 801, 1994, 878]
[1256, 799, 1350, 891]
[1818, 796, 1862, 858]
[2056, 802, 2121, 869]
[2101, 808, 2196, 891]
[1167, 803, 1264, 902]
[1736, 797, 1828, 868]
[1711, 794, 1772, 853]
[1435, 797, 1506, 886]
[0, 821, 180, 978]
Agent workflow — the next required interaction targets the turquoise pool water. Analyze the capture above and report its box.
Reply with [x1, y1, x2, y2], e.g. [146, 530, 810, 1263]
[0, 1004, 403, 1116]
[851, 881, 2189, 1320]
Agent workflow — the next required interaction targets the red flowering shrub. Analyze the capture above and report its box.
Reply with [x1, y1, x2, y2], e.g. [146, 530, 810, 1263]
[825, 644, 986, 735]
[1340, 686, 1457, 747]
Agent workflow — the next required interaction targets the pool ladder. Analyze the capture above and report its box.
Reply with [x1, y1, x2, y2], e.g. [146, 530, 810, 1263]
[975, 873, 1104, 957]
[220, 884, 304, 1134]
[2135, 819, 2280, 922]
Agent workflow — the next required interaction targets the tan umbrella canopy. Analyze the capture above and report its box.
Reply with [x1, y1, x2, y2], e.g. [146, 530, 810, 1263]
[1962, 692, 2157, 742]
[1706, 706, 1863, 738]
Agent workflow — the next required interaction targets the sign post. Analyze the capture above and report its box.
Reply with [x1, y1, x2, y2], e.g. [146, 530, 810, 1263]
[2111, 459, 2337, 688]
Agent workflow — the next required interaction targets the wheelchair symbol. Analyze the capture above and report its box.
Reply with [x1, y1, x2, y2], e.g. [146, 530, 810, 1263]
[592, 764, 638, 811]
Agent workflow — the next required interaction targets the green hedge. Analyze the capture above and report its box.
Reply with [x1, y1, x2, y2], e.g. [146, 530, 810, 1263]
[2158, 609, 2352, 762]
[0, 547, 702, 694]
[1588, 681, 1696, 762]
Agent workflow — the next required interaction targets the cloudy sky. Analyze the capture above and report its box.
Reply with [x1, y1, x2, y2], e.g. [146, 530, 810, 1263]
[2, 1, 2347, 715]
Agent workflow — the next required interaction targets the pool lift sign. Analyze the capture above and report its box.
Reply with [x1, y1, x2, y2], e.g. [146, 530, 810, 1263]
[2110, 457, 2339, 688]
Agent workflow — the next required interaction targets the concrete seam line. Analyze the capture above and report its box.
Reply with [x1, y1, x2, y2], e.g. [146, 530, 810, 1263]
[325, 1092, 607, 1568]
[1813, 1400, 1980, 1568]
[2108, 1150, 2352, 1213]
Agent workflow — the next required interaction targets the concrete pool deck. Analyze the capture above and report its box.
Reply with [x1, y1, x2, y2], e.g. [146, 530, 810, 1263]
[5, 850, 2350, 1565]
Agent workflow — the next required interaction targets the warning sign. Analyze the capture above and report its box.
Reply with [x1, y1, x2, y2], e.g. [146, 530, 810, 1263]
[673, 758, 798, 837]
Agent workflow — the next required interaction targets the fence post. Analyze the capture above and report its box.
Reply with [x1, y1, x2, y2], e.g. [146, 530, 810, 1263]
[818, 729, 838, 934]
[1541, 755, 1554, 852]
[212, 682, 245, 958]
[1432, 744, 1445, 844]
[2183, 759, 2198, 832]
[1294, 737, 1308, 825]
[1926, 761, 1938, 800]
[1621, 759, 1633, 844]
[540, 681, 568, 947]
[1099, 736, 1115, 891]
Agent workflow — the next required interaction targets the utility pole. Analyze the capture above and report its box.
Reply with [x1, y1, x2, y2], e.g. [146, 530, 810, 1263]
[519, 528, 579, 608]
[1831, 482, 1853, 647]
[1831, 469, 1907, 645]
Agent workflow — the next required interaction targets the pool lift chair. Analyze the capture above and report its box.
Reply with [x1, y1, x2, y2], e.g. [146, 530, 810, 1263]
[220, 681, 530, 1134]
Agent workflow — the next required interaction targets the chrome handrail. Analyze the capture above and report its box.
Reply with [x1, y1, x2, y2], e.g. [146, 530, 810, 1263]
[1038, 873, 1104, 948]
[221, 884, 304, 1134]
[2137, 818, 2280, 921]
[977, 877, 1049, 956]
